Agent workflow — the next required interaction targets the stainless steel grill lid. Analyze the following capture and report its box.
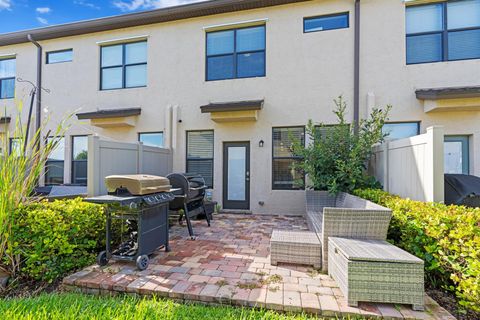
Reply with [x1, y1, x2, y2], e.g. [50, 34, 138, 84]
[105, 174, 172, 196]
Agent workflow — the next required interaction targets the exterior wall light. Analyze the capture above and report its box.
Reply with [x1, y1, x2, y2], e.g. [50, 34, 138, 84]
[259, 140, 264, 148]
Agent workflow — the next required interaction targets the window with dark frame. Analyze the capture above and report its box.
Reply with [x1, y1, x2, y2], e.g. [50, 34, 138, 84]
[138, 132, 164, 148]
[304, 12, 349, 33]
[186, 130, 214, 188]
[406, 0, 480, 64]
[47, 49, 73, 64]
[71, 135, 88, 185]
[382, 122, 420, 140]
[272, 127, 305, 190]
[100, 41, 147, 90]
[0, 58, 15, 99]
[9, 137, 21, 156]
[45, 137, 65, 185]
[206, 25, 266, 81]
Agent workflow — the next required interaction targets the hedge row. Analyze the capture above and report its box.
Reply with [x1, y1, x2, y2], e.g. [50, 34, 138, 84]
[12, 198, 105, 282]
[354, 189, 480, 312]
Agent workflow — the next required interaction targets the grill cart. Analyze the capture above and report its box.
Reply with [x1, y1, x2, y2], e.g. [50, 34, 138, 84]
[85, 174, 175, 270]
[167, 173, 211, 239]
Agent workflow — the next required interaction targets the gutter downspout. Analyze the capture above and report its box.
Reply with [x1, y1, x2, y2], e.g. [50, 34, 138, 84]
[353, 0, 360, 133]
[27, 34, 42, 151]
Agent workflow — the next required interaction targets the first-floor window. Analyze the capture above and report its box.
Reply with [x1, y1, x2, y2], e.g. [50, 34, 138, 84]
[272, 127, 305, 190]
[45, 137, 65, 185]
[186, 130, 214, 188]
[139, 132, 163, 148]
[72, 135, 88, 185]
[9, 137, 21, 156]
[382, 122, 420, 140]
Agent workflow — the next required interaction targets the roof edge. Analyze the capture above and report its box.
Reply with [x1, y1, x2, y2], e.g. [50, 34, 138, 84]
[0, 0, 310, 46]
[416, 86, 480, 100]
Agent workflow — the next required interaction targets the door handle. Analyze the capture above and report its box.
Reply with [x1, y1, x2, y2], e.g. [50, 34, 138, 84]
[246, 171, 250, 177]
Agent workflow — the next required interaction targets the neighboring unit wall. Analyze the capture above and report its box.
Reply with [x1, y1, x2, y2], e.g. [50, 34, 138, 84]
[87, 136, 172, 196]
[370, 126, 445, 202]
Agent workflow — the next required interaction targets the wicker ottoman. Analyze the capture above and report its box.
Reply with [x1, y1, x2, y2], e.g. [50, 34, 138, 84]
[270, 230, 321, 268]
[328, 237, 425, 311]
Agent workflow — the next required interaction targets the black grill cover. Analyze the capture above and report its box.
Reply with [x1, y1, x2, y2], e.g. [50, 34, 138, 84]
[444, 174, 480, 207]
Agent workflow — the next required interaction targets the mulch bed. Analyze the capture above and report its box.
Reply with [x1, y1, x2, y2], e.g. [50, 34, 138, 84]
[427, 286, 480, 320]
[0, 277, 61, 299]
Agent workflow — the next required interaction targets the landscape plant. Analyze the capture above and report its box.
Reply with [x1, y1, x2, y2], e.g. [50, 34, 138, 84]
[354, 188, 480, 313]
[292, 96, 390, 194]
[0, 103, 69, 277]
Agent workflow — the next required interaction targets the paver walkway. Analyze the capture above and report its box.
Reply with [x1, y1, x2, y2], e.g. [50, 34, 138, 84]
[63, 214, 455, 319]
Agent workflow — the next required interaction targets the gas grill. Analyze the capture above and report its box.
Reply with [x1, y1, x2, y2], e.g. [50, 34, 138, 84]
[167, 173, 211, 239]
[85, 174, 175, 270]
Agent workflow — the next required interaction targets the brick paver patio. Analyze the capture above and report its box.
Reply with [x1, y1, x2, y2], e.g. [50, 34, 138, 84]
[63, 214, 455, 319]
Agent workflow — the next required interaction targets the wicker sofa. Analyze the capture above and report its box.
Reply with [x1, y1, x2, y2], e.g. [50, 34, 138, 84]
[305, 190, 392, 272]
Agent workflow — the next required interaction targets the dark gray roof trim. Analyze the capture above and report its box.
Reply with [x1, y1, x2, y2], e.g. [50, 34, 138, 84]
[200, 99, 264, 113]
[76, 108, 141, 120]
[0, 0, 309, 46]
[416, 86, 480, 100]
[0, 117, 11, 124]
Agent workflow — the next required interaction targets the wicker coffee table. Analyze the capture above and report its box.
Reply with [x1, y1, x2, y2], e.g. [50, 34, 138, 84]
[328, 237, 425, 311]
[270, 230, 321, 268]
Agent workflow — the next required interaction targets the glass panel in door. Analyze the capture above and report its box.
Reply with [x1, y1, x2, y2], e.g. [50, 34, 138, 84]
[227, 147, 246, 201]
[444, 136, 469, 174]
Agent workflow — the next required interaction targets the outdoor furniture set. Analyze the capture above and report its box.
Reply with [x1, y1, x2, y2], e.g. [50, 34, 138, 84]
[270, 191, 425, 311]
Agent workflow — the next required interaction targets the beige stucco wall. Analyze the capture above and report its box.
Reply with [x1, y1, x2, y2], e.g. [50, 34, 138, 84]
[0, 0, 479, 214]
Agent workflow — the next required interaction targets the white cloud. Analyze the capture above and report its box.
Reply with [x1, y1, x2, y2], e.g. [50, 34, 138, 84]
[74, 0, 100, 10]
[37, 17, 49, 25]
[0, 0, 12, 11]
[36, 7, 51, 14]
[112, 0, 203, 12]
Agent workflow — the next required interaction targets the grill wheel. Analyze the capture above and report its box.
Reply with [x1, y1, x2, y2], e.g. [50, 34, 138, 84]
[136, 254, 149, 270]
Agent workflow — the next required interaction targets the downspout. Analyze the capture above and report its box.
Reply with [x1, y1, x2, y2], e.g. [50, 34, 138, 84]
[27, 34, 42, 151]
[353, 0, 360, 133]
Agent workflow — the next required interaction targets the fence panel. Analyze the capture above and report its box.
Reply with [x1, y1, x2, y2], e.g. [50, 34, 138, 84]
[88, 136, 173, 196]
[369, 126, 444, 202]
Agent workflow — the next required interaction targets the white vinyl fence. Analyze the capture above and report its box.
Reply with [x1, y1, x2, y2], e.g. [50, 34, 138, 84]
[87, 136, 173, 196]
[369, 126, 444, 202]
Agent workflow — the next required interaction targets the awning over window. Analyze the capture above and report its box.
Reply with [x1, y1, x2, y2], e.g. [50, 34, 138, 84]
[76, 108, 141, 128]
[416, 86, 480, 113]
[200, 100, 264, 122]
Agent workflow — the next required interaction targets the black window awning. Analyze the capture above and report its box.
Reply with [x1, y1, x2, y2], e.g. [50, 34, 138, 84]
[76, 108, 141, 120]
[200, 100, 264, 113]
[416, 86, 480, 100]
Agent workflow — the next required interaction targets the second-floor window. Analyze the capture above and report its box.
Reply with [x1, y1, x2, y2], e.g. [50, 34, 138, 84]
[47, 49, 73, 64]
[206, 25, 266, 81]
[406, 0, 480, 64]
[100, 41, 147, 90]
[304, 12, 349, 33]
[0, 58, 15, 99]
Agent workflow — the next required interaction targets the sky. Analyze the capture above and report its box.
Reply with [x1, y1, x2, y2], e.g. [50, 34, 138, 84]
[0, 0, 202, 34]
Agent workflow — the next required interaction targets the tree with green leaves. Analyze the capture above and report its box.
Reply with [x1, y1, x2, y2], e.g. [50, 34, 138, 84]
[292, 96, 391, 194]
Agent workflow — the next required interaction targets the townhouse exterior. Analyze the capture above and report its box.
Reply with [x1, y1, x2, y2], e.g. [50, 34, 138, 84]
[0, 0, 479, 214]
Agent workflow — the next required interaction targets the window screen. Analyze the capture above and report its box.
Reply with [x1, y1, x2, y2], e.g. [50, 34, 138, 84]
[186, 131, 214, 187]
[272, 127, 305, 190]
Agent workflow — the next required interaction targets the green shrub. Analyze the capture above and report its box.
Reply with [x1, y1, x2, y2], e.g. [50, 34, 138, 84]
[12, 198, 105, 282]
[292, 96, 390, 194]
[354, 188, 480, 312]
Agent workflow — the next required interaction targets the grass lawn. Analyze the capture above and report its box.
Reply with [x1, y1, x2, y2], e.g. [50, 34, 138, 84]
[0, 292, 353, 320]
